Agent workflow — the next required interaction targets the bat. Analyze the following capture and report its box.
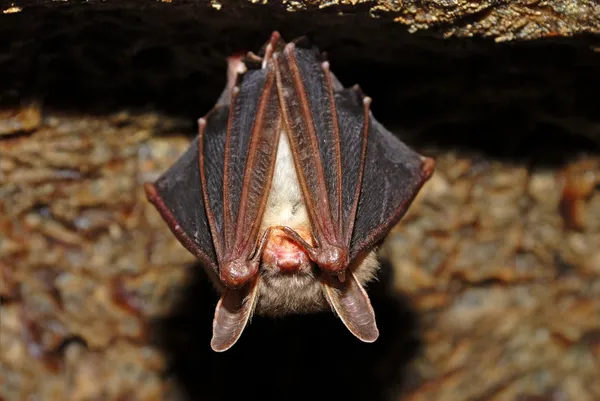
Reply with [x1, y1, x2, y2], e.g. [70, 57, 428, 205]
[144, 32, 435, 352]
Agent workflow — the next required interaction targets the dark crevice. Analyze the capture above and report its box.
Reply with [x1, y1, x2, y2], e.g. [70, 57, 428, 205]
[0, 7, 598, 161]
[153, 259, 421, 401]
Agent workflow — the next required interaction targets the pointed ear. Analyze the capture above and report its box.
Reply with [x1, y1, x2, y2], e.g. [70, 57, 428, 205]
[215, 56, 247, 107]
[211, 278, 260, 352]
[322, 272, 379, 343]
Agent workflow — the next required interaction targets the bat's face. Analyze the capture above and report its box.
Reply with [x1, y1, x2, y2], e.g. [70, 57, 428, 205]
[255, 132, 379, 316]
[257, 245, 379, 316]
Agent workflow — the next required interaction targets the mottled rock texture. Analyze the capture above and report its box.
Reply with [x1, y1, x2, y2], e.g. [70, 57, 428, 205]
[2, 115, 599, 401]
[3, 0, 600, 42]
[1, 1, 600, 401]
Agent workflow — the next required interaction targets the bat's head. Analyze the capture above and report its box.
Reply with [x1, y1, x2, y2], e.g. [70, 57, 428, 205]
[256, 244, 380, 317]
[210, 246, 380, 353]
[261, 226, 313, 273]
[254, 223, 378, 318]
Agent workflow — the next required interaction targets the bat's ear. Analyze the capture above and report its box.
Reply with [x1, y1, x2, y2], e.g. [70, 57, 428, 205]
[322, 272, 379, 343]
[215, 55, 247, 107]
[211, 279, 260, 352]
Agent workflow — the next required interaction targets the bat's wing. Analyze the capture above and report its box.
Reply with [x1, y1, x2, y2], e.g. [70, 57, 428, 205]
[274, 41, 433, 261]
[335, 88, 435, 261]
[147, 46, 282, 352]
[274, 42, 377, 341]
[222, 64, 281, 259]
[273, 41, 433, 343]
[144, 50, 243, 275]
[274, 43, 341, 248]
[206, 54, 282, 352]
[144, 133, 221, 273]
[327, 84, 433, 342]
[207, 57, 281, 289]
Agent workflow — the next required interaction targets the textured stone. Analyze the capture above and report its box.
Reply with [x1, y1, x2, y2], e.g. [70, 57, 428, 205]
[386, 151, 600, 401]
[3, 0, 600, 42]
[0, 113, 195, 401]
[2, 111, 598, 401]
[1, 3, 599, 399]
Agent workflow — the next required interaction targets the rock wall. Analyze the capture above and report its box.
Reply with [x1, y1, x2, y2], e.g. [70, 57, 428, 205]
[1, 2, 599, 401]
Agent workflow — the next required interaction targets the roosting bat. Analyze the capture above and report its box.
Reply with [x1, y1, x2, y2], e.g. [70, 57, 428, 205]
[144, 32, 435, 352]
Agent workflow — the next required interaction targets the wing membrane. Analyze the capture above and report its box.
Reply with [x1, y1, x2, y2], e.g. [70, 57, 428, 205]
[274, 44, 338, 245]
[222, 68, 268, 251]
[144, 133, 220, 271]
[232, 66, 282, 255]
[290, 48, 343, 227]
[350, 112, 434, 259]
[275, 42, 433, 264]
[199, 107, 230, 261]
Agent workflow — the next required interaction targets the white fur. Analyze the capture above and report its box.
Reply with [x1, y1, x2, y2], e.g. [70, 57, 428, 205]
[259, 131, 311, 234]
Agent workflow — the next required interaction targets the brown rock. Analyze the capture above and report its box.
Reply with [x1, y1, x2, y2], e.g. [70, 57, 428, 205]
[1, 109, 599, 401]
[0, 4, 599, 399]
[384, 151, 600, 401]
[0, 113, 194, 401]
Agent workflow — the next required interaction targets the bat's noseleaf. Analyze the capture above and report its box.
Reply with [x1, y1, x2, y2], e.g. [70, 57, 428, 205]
[211, 278, 260, 352]
[322, 272, 379, 343]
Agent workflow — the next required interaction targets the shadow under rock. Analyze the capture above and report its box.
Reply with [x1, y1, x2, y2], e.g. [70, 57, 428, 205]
[155, 260, 421, 401]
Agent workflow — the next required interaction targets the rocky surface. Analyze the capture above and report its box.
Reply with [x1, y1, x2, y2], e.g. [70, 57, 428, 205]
[0, 1, 599, 150]
[1, 1, 600, 400]
[0, 113, 195, 401]
[2, 0, 600, 42]
[1, 110, 599, 401]
[390, 150, 600, 401]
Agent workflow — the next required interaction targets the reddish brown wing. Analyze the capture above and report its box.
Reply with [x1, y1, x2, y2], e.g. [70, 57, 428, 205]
[147, 55, 284, 280]
[274, 43, 340, 248]
[208, 57, 282, 351]
[202, 61, 282, 293]
[272, 41, 433, 344]
[326, 84, 433, 343]
[274, 41, 433, 264]
[230, 67, 282, 257]
[218, 64, 281, 259]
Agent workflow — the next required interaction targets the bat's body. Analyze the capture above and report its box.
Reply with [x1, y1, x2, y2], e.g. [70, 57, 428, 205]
[257, 131, 324, 315]
[256, 130, 380, 316]
[144, 32, 434, 352]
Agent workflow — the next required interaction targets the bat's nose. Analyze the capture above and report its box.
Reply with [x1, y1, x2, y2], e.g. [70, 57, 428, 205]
[273, 250, 309, 272]
[262, 227, 311, 273]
